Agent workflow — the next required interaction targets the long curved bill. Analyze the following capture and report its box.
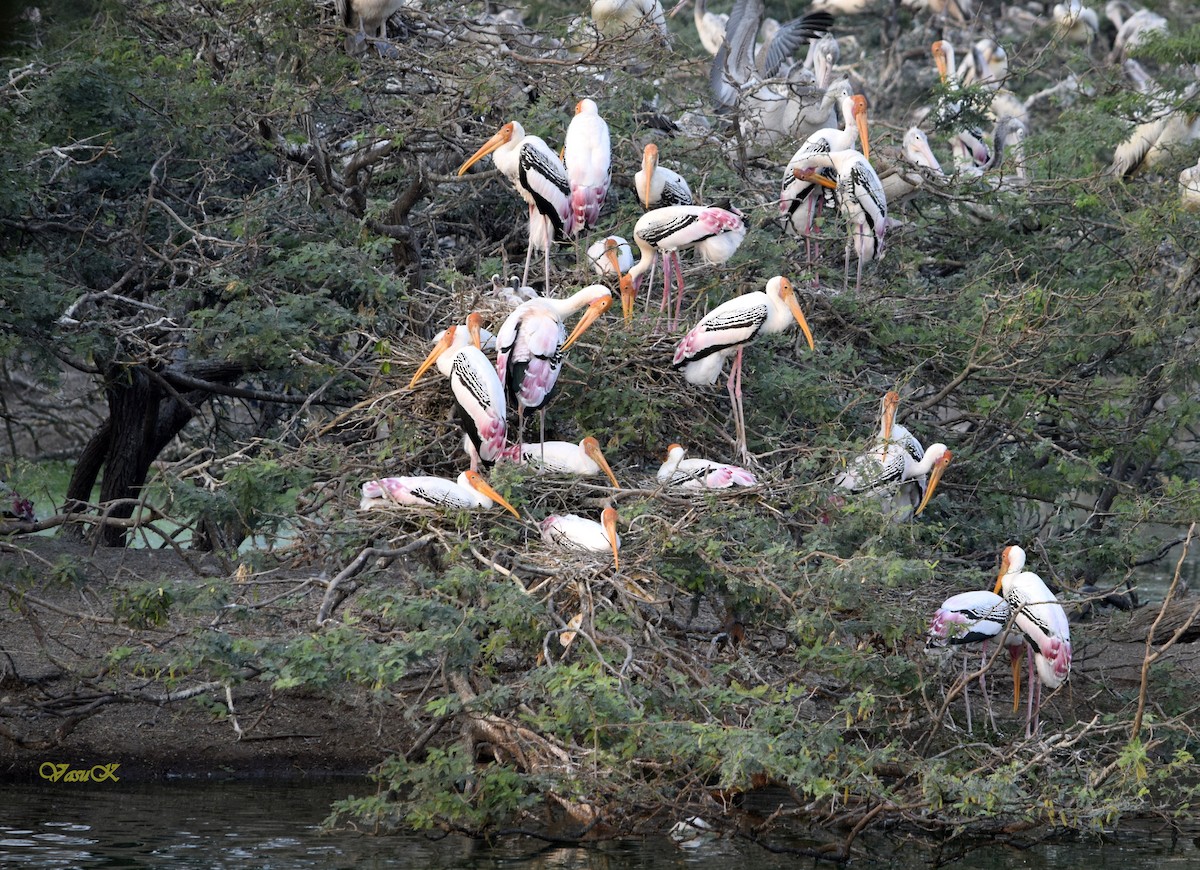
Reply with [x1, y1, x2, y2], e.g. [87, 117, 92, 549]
[880, 391, 898, 459]
[993, 547, 1013, 595]
[619, 274, 637, 325]
[793, 167, 837, 190]
[913, 450, 952, 516]
[778, 277, 815, 350]
[853, 95, 871, 160]
[601, 506, 620, 571]
[466, 311, 486, 349]
[457, 123, 515, 176]
[640, 143, 658, 209]
[582, 436, 620, 488]
[465, 470, 519, 518]
[603, 238, 623, 275]
[561, 294, 612, 352]
[932, 41, 949, 83]
[409, 326, 457, 388]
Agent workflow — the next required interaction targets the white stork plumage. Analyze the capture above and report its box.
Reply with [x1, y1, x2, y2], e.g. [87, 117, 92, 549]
[780, 87, 868, 248]
[635, 143, 695, 211]
[994, 545, 1073, 737]
[335, 0, 409, 57]
[359, 470, 519, 517]
[1105, 1, 1168, 63]
[589, 0, 670, 43]
[587, 235, 634, 280]
[1107, 60, 1200, 178]
[410, 313, 509, 471]
[1180, 158, 1200, 211]
[619, 204, 746, 328]
[1054, 0, 1100, 43]
[541, 506, 621, 570]
[931, 41, 991, 172]
[513, 436, 621, 488]
[495, 284, 613, 443]
[835, 441, 951, 520]
[673, 275, 814, 462]
[564, 98, 611, 233]
[457, 120, 574, 289]
[926, 590, 1025, 733]
[790, 149, 887, 290]
[657, 443, 757, 488]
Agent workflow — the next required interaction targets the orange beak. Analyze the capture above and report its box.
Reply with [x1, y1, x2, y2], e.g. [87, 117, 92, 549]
[464, 470, 519, 518]
[993, 546, 1012, 595]
[619, 273, 637, 326]
[853, 95, 871, 160]
[582, 436, 620, 488]
[561, 294, 612, 352]
[880, 391, 898, 460]
[793, 167, 838, 190]
[457, 122, 516, 176]
[409, 326, 457, 388]
[604, 238, 623, 274]
[777, 277, 815, 351]
[467, 311, 485, 350]
[640, 143, 658, 209]
[913, 450, 951, 516]
[601, 506, 620, 571]
[932, 42, 949, 83]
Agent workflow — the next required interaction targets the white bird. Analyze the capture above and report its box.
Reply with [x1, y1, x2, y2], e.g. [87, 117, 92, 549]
[359, 470, 519, 517]
[590, 0, 670, 43]
[1107, 62, 1200, 178]
[875, 127, 944, 206]
[993, 544, 1073, 737]
[335, 0, 409, 57]
[410, 317, 498, 379]
[673, 275, 814, 462]
[790, 149, 887, 290]
[926, 590, 1024, 733]
[835, 441, 952, 520]
[495, 285, 613, 443]
[635, 143, 694, 211]
[900, 0, 972, 26]
[1053, 0, 1099, 44]
[564, 98, 611, 233]
[1180, 158, 1200, 211]
[587, 235, 634, 280]
[1105, 1, 1168, 63]
[457, 120, 574, 289]
[619, 204, 746, 328]
[931, 41, 991, 172]
[513, 436, 621, 488]
[780, 87, 868, 247]
[541, 506, 621, 570]
[410, 313, 508, 471]
[657, 443, 757, 488]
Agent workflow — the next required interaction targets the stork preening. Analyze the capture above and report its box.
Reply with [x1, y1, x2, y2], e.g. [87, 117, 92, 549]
[673, 275, 814, 463]
[359, 471, 519, 517]
[619, 204, 747, 329]
[994, 545, 1073, 738]
[457, 121, 573, 289]
[410, 313, 509, 471]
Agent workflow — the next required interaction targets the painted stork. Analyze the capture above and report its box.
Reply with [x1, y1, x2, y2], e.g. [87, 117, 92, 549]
[926, 590, 1025, 733]
[513, 436, 621, 488]
[590, 0, 670, 43]
[635, 143, 695, 211]
[791, 149, 886, 291]
[410, 313, 508, 471]
[1105, 1, 1168, 63]
[931, 41, 991, 172]
[1181, 158, 1200, 211]
[1107, 60, 1200, 178]
[834, 441, 952, 520]
[541, 506, 621, 570]
[564, 99, 611, 233]
[619, 204, 746, 328]
[359, 470, 519, 517]
[457, 120, 573, 289]
[780, 86, 868, 252]
[495, 284, 613, 443]
[994, 545, 1073, 737]
[673, 275, 814, 462]
[1054, 0, 1100, 43]
[657, 443, 757, 488]
[587, 236, 634, 280]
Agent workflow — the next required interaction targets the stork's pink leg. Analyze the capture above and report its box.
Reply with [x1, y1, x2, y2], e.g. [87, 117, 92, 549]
[671, 251, 686, 331]
[1025, 649, 1036, 738]
[728, 346, 749, 463]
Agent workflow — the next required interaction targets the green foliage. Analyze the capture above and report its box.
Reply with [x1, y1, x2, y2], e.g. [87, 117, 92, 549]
[112, 583, 173, 629]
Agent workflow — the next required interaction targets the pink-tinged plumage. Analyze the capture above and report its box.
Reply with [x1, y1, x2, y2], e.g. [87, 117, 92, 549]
[657, 443, 757, 489]
[673, 276, 814, 462]
[780, 87, 867, 239]
[618, 204, 747, 327]
[495, 285, 613, 438]
[359, 470, 518, 517]
[994, 544, 1073, 737]
[458, 120, 574, 287]
[564, 99, 611, 233]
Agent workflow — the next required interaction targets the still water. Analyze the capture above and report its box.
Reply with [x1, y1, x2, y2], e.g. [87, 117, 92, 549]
[2, 778, 1198, 869]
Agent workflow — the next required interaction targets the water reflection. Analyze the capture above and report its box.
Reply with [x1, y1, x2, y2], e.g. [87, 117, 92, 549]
[2, 779, 1197, 868]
